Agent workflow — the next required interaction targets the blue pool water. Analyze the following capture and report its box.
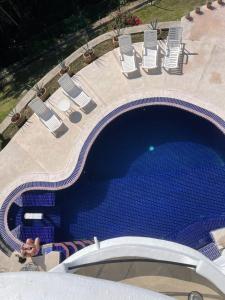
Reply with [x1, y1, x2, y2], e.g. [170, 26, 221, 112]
[9, 106, 225, 250]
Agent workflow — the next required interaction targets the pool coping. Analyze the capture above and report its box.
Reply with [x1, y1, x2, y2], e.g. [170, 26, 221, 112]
[1, 96, 225, 252]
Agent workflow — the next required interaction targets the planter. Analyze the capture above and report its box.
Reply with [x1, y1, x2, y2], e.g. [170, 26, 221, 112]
[185, 12, 192, 21]
[112, 36, 119, 47]
[157, 28, 162, 36]
[195, 6, 201, 14]
[83, 49, 96, 64]
[36, 87, 48, 101]
[206, 1, 212, 8]
[59, 65, 70, 76]
[11, 113, 26, 127]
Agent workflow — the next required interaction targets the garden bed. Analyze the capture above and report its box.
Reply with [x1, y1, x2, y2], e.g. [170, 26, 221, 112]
[0, 29, 168, 151]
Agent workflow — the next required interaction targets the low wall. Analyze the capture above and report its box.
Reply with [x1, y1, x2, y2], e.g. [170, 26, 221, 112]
[50, 236, 225, 295]
[0, 20, 180, 134]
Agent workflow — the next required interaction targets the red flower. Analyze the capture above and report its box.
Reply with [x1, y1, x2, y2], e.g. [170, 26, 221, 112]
[125, 15, 142, 26]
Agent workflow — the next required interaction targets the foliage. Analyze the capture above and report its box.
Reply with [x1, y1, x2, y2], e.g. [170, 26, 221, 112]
[82, 33, 94, 55]
[58, 59, 67, 71]
[82, 43, 94, 55]
[112, 11, 126, 37]
[149, 19, 158, 30]
[30, 83, 45, 96]
[0, 0, 206, 124]
[125, 15, 142, 26]
[0, 0, 134, 68]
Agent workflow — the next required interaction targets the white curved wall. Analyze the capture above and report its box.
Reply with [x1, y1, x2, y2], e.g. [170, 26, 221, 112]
[50, 237, 225, 294]
[0, 272, 175, 300]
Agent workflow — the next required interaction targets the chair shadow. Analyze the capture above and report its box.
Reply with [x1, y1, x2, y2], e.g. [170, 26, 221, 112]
[83, 100, 97, 114]
[69, 111, 82, 123]
[208, 5, 217, 10]
[183, 46, 199, 65]
[55, 123, 68, 138]
[124, 51, 142, 79]
[196, 11, 204, 15]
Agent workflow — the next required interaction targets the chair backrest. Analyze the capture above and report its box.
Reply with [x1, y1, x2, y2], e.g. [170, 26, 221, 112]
[168, 27, 183, 43]
[167, 39, 181, 49]
[58, 73, 80, 96]
[118, 35, 133, 54]
[28, 97, 52, 120]
[144, 30, 157, 49]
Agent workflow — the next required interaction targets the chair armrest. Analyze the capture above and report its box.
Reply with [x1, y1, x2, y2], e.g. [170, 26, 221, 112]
[142, 46, 146, 56]
[72, 77, 81, 87]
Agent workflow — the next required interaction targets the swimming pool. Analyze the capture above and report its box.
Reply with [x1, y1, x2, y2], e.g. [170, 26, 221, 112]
[8, 105, 225, 251]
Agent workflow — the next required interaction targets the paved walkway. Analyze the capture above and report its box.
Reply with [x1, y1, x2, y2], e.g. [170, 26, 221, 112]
[0, 1, 225, 271]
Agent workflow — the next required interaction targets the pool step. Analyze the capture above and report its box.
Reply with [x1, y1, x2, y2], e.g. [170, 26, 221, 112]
[199, 242, 221, 261]
[42, 240, 94, 262]
[18, 191, 56, 207]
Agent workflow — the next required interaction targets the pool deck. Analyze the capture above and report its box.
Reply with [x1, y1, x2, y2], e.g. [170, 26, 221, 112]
[1, 1, 225, 271]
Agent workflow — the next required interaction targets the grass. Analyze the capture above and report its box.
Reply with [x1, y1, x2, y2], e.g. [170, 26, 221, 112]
[1, 30, 168, 149]
[0, 95, 17, 122]
[0, 26, 107, 123]
[0, 0, 206, 124]
[1, 37, 118, 149]
[0, 0, 209, 149]
[135, 0, 206, 23]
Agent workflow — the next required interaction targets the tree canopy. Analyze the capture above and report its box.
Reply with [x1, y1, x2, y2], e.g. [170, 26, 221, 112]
[0, 0, 130, 67]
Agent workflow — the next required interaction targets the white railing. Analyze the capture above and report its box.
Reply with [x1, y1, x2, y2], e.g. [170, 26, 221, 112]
[50, 236, 225, 295]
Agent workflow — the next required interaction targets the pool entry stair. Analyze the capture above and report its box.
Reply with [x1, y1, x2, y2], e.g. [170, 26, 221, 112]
[41, 240, 94, 262]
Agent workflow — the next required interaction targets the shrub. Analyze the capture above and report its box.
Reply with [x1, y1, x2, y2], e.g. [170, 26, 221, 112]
[125, 15, 142, 26]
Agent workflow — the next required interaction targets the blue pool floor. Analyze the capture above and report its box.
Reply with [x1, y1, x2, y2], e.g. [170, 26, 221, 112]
[54, 106, 225, 249]
[10, 106, 225, 250]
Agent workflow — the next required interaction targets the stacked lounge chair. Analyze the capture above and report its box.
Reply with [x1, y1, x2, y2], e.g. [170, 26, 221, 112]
[118, 35, 137, 75]
[164, 27, 183, 70]
[166, 26, 183, 45]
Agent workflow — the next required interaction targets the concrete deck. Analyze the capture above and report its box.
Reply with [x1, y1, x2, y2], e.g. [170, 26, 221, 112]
[0, 1, 225, 273]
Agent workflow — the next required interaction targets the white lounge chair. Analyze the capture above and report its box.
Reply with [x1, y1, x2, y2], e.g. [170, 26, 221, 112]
[142, 30, 159, 70]
[118, 35, 137, 75]
[29, 97, 62, 135]
[58, 74, 91, 111]
[163, 40, 181, 70]
[167, 26, 183, 44]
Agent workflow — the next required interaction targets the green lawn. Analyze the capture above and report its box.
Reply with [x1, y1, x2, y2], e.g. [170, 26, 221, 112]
[0, 0, 206, 124]
[136, 0, 206, 23]
[0, 92, 17, 122]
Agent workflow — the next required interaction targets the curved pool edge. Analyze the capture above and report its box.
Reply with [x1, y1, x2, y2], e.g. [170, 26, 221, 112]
[1, 96, 225, 251]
